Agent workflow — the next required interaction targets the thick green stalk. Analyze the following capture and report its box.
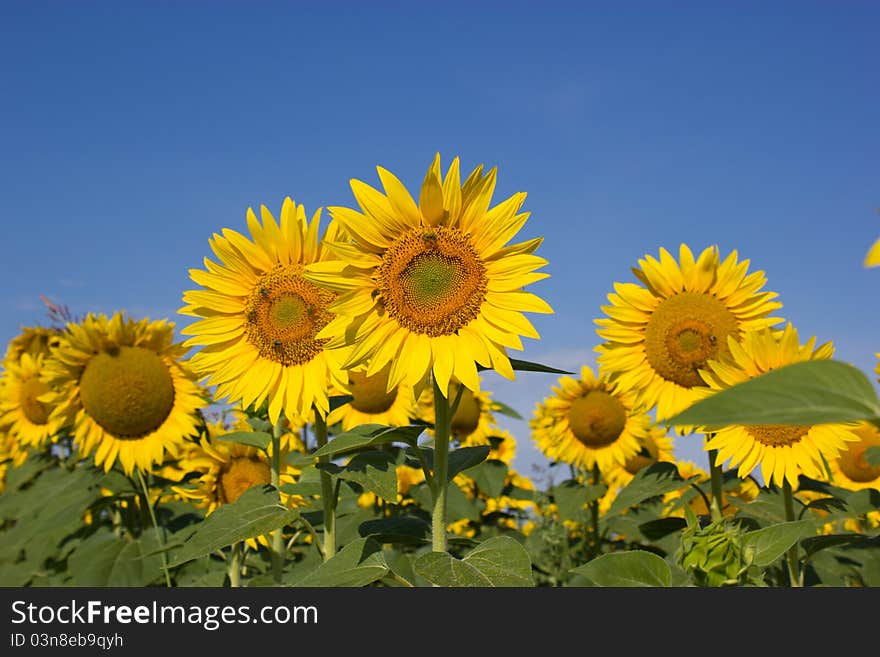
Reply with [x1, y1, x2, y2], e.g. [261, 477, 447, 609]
[135, 469, 172, 588]
[782, 479, 802, 587]
[270, 419, 285, 583]
[706, 441, 724, 522]
[589, 462, 600, 558]
[431, 377, 451, 553]
[227, 542, 242, 588]
[314, 408, 336, 560]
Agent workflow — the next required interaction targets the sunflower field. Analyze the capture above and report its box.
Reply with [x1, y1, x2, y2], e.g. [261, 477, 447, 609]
[2, 155, 879, 588]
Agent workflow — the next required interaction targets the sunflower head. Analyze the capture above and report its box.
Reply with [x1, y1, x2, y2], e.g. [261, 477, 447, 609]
[4, 326, 61, 364]
[0, 351, 66, 452]
[182, 198, 349, 423]
[326, 362, 416, 431]
[303, 153, 552, 399]
[416, 377, 500, 445]
[595, 244, 783, 424]
[700, 324, 860, 487]
[828, 422, 880, 491]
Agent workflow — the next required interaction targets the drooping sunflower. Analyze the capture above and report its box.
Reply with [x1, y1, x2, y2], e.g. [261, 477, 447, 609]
[605, 425, 676, 488]
[44, 313, 204, 475]
[595, 244, 783, 424]
[0, 352, 66, 452]
[828, 421, 880, 491]
[4, 326, 61, 363]
[530, 365, 653, 473]
[699, 324, 860, 487]
[327, 362, 417, 431]
[416, 377, 500, 445]
[181, 198, 348, 423]
[303, 153, 553, 399]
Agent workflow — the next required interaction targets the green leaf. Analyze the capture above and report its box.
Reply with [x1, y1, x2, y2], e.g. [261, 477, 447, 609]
[469, 460, 509, 498]
[569, 550, 672, 587]
[317, 450, 398, 501]
[246, 416, 273, 433]
[285, 451, 317, 467]
[801, 533, 869, 559]
[507, 358, 573, 374]
[491, 400, 523, 420]
[605, 462, 692, 518]
[215, 431, 271, 451]
[447, 445, 491, 481]
[167, 486, 298, 567]
[68, 529, 164, 587]
[864, 446, 880, 467]
[311, 424, 425, 458]
[414, 536, 534, 587]
[665, 360, 880, 427]
[553, 480, 607, 521]
[638, 517, 688, 541]
[741, 520, 813, 566]
[358, 516, 431, 544]
[291, 538, 388, 587]
[329, 394, 355, 412]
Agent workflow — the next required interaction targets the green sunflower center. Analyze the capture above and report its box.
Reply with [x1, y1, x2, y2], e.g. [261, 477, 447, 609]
[79, 346, 175, 439]
[244, 266, 335, 367]
[568, 390, 627, 449]
[376, 227, 487, 337]
[837, 429, 880, 483]
[623, 434, 661, 475]
[745, 425, 809, 448]
[218, 457, 271, 504]
[349, 365, 398, 414]
[451, 387, 481, 439]
[644, 292, 739, 388]
[20, 377, 51, 425]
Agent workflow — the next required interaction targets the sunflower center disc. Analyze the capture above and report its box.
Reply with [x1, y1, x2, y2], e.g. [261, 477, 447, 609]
[837, 428, 880, 483]
[79, 346, 175, 439]
[451, 387, 481, 438]
[623, 435, 660, 475]
[746, 425, 809, 448]
[19, 377, 51, 425]
[377, 227, 487, 337]
[644, 292, 739, 388]
[568, 390, 627, 448]
[245, 266, 334, 366]
[218, 457, 271, 504]
[349, 365, 398, 414]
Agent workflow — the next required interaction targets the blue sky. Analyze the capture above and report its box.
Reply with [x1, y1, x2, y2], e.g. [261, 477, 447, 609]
[2, 1, 878, 479]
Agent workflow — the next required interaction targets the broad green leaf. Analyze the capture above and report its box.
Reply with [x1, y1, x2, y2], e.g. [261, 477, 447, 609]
[291, 538, 388, 587]
[68, 529, 164, 587]
[665, 360, 880, 427]
[215, 431, 271, 451]
[447, 445, 491, 481]
[246, 416, 273, 433]
[605, 462, 693, 518]
[167, 485, 298, 567]
[553, 480, 607, 521]
[638, 517, 688, 541]
[414, 536, 534, 587]
[569, 550, 672, 587]
[801, 533, 869, 559]
[741, 520, 812, 566]
[469, 460, 509, 498]
[329, 394, 355, 412]
[311, 424, 425, 458]
[317, 450, 398, 501]
[358, 516, 431, 544]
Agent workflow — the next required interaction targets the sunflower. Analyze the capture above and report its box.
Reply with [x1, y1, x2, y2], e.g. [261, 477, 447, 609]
[595, 244, 783, 424]
[44, 313, 204, 475]
[416, 377, 500, 445]
[0, 352, 66, 452]
[303, 153, 553, 399]
[327, 362, 417, 431]
[605, 425, 676, 488]
[486, 428, 518, 465]
[828, 421, 880, 491]
[865, 237, 880, 267]
[530, 365, 653, 473]
[4, 326, 60, 363]
[699, 324, 860, 487]
[181, 198, 348, 423]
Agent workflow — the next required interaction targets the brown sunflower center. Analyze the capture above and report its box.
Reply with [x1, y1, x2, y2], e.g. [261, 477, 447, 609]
[79, 346, 175, 439]
[375, 226, 487, 336]
[623, 434, 661, 475]
[244, 265, 335, 366]
[19, 377, 51, 425]
[746, 425, 810, 448]
[837, 428, 880, 483]
[217, 456, 271, 504]
[568, 390, 627, 449]
[451, 386, 482, 439]
[644, 292, 739, 388]
[349, 365, 398, 414]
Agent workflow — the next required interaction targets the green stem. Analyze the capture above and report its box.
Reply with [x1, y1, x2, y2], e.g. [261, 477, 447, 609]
[589, 462, 600, 559]
[227, 542, 242, 588]
[270, 419, 285, 583]
[782, 479, 802, 587]
[431, 377, 451, 554]
[295, 516, 325, 560]
[706, 441, 724, 522]
[314, 408, 336, 561]
[135, 469, 172, 588]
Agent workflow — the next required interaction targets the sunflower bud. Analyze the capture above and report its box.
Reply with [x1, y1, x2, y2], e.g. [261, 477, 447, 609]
[677, 506, 763, 587]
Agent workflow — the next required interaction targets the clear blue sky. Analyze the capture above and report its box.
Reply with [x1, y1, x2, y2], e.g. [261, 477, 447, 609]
[2, 1, 878, 479]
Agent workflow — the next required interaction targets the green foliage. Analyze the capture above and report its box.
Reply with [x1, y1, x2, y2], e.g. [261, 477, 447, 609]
[214, 431, 271, 451]
[414, 536, 535, 587]
[569, 551, 672, 587]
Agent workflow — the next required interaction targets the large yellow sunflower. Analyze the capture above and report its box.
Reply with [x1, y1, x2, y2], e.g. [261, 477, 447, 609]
[303, 153, 553, 399]
[327, 362, 417, 431]
[699, 324, 860, 487]
[416, 377, 500, 445]
[605, 425, 676, 488]
[828, 421, 880, 491]
[530, 365, 653, 473]
[595, 244, 783, 423]
[181, 198, 348, 423]
[45, 313, 204, 475]
[0, 352, 66, 452]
